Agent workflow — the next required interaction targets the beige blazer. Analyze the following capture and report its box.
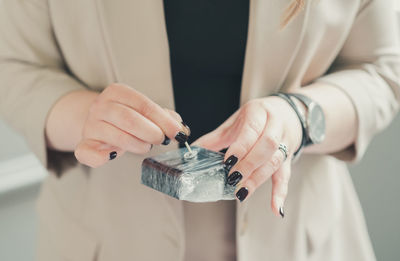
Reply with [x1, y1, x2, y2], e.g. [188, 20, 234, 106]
[1, 0, 399, 260]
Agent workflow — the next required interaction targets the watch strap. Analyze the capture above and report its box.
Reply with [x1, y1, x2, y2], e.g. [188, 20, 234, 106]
[288, 93, 313, 107]
[286, 93, 313, 147]
[270, 93, 307, 158]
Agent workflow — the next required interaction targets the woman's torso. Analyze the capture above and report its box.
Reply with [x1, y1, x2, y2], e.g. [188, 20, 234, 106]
[34, 0, 376, 260]
[163, 1, 249, 259]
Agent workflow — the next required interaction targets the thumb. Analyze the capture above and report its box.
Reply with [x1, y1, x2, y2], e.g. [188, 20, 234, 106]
[192, 127, 232, 152]
[192, 110, 240, 151]
[75, 139, 124, 168]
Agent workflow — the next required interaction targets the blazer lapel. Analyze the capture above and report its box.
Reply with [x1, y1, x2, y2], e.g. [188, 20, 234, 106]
[94, 0, 184, 243]
[240, 0, 312, 104]
[94, 0, 176, 109]
[237, 0, 312, 225]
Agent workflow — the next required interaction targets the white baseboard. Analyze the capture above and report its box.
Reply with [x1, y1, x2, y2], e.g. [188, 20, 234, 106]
[0, 154, 46, 195]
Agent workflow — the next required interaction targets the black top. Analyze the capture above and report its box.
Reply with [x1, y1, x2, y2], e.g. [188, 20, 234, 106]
[163, 0, 249, 143]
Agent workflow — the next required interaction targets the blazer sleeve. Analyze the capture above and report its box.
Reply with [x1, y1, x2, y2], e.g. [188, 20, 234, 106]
[0, 0, 87, 168]
[315, 0, 400, 162]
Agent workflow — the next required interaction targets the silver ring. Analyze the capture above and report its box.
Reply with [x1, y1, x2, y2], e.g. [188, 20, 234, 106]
[278, 143, 288, 161]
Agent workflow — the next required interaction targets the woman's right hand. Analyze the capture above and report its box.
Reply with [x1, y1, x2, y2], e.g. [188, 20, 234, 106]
[74, 83, 189, 168]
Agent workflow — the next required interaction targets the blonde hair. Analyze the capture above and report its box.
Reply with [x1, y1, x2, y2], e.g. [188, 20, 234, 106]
[281, 0, 305, 27]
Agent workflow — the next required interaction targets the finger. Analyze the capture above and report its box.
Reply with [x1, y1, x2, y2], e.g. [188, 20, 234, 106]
[271, 158, 292, 218]
[74, 139, 124, 168]
[97, 101, 165, 144]
[164, 108, 183, 122]
[191, 110, 240, 151]
[104, 84, 186, 142]
[234, 149, 286, 202]
[223, 105, 268, 170]
[227, 116, 281, 186]
[84, 120, 152, 154]
[191, 126, 233, 152]
[164, 108, 191, 136]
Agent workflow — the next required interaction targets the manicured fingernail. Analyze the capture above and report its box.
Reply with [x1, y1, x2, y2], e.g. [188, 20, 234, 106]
[181, 121, 191, 136]
[219, 148, 228, 154]
[236, 187, 248, 202]
[162, 135, 171, 145]
[279, 206, 285, 218]
[175, 131, 188, 143]
[109, 151, 117, 160]
[227, 171, 242, 186]
[224, 155, 238, 171]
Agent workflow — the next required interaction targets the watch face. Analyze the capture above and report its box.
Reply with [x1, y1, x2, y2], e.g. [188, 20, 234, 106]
[307, 104, 326, 144]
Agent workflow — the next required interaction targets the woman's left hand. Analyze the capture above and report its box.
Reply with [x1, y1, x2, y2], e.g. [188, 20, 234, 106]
[193, 96, 303, 217]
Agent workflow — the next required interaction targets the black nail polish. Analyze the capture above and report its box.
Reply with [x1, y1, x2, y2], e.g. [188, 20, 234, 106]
[219, 148, 228, 154]
[279, 207, 285, 218]
[109, 151, 117, 160]
[181, 121, 191, 135]
[175, 131, 188, 143]
[227, 171, 242, 186]
[224, 155, 238, 171]
[162, 135, 171, 145]
[236, 187, 248, 202]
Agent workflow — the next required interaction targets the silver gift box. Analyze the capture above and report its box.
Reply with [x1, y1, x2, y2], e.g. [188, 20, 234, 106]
[141, 146, 236, 202]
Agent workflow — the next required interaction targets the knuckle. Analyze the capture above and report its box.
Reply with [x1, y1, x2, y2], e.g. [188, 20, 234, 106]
[245, 178, 256, 191]
[242, 100, 259, 112]
[241, 102, 252, 114]
[83, 118, 104, 139]
[107, 83, 121, 93]
[268, 155, 282, 173]
[275, 186, 288, 199]
[242, 100, 264, 115]
[124, 137, 139, 151]
[229, 142, 248, 159]
[112, 132, 130, 149]
[135, 143, 152, 155]
[140, 125, 164, 145]
[101, 85, 115, 98]
[242, 159, 258, 173]
[275, 174, 289, 187]
[119, 107, 134, 123]
[246, 120, 263, 137]
[166, 108, 183, 121]
[121, 134, 151, 154]
[264, 135, 279, 151]
[139, 102, 157, 118]
[124, 118, 137, 132]
[251, 172, 268, 188]
[272, 182, 288, 198]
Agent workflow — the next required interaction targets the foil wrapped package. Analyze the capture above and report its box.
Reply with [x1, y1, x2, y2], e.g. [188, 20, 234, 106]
[141, 146, 236, 202]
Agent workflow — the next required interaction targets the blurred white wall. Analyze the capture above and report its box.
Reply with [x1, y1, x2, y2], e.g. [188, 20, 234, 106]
[0, 122, 44, 261]
[350, 115, 400, 261]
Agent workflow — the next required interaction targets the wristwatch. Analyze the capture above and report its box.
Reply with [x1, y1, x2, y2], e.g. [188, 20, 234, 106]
[287, 93, 326, 147]
[270, 92, 326, 158]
